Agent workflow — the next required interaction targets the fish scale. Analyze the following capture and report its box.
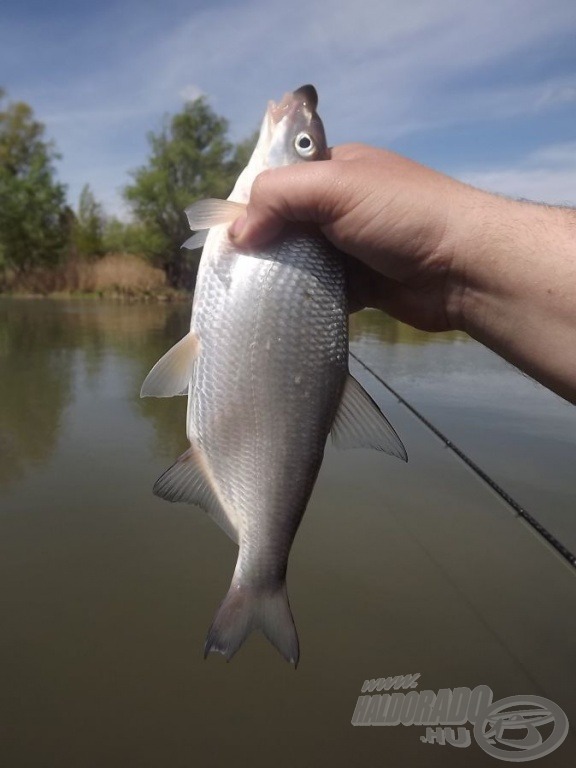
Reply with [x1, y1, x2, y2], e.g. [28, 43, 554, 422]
[191, 230, 348, 587]
[141, 85, 407, 665]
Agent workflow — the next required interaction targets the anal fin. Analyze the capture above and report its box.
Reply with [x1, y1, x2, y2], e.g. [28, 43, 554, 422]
[153, 446, 239, 543]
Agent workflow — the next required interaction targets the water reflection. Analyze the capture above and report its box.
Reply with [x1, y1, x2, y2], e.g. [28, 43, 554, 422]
[350, 309, 576, 555]
[2, 299, 576, 768]
[0, 301, 73, 487]
[0, 298, 190, 489]
[350, 308, 467, 346]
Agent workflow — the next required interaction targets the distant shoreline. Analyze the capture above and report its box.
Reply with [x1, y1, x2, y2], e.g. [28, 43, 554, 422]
[0, 288, 191, 303]
[0, 252, 192, 303]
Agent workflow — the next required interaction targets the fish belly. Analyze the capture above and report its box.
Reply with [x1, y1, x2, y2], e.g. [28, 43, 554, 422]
[189, 229, 348, 585]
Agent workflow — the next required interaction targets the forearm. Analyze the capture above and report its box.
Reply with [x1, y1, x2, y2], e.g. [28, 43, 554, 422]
[232, 144, 576, 403]
[447, 195, 576, 403]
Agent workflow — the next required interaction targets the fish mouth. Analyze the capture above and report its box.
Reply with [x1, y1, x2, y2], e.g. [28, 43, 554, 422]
[267, 84, 318, 125]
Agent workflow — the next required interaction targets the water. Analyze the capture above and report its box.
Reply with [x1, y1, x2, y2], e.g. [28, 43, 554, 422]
[1, 298, 575, 767]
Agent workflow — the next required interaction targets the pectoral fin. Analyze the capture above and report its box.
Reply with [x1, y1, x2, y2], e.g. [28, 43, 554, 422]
[153, 446, 239, 543]
[181, 230, 209, 250]
[331, 374, 407, 461]
[140, 332, 198, 398]
[184, 198, 246, 230]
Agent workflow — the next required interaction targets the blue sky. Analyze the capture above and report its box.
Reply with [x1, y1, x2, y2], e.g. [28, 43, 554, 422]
[2, 0, 575, 216]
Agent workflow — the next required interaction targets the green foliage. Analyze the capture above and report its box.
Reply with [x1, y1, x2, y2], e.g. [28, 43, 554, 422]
[0, 88, 257, 290]
[124, 97, 256, 286]
[72, 184, 105, 258]
[0, 91, 68, 272]
[101, 216, 162, 256]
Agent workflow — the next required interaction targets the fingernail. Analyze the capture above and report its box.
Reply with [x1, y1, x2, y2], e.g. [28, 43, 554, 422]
[229, 213, 247, 240]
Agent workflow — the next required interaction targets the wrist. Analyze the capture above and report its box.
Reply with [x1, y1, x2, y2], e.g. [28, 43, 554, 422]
[422, 183, 493, 332]
[443, 193, 576, 400]
[440, 189, 536, 334]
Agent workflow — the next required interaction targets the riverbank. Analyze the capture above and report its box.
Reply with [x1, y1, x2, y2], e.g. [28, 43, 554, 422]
[2, 287, 190, 302]
[0, 252, 190, 302]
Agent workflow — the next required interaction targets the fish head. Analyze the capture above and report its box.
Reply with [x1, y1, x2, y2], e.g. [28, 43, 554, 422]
[262, 84, 328, 167]
[231, 85, 328, 201]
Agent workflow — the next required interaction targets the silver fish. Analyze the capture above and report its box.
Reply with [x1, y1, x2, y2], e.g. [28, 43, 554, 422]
[141, 85, 407, 666]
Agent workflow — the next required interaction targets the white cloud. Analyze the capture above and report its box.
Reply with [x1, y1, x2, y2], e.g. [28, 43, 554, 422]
[457, 142, 576, 206]
[3, 0, 575, 215]
[536, 84, 576, 109]
[126, 0, 576, 140]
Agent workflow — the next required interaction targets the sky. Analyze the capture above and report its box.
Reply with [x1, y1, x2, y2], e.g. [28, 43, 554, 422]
[1, 0, 575, 217]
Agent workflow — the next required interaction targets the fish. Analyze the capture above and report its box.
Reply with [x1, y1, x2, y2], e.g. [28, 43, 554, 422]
[141, 85, 407, 666]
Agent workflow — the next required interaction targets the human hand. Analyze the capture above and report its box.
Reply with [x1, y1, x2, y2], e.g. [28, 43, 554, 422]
[229, 144, 482, 332]
[229, 142, 576, 402]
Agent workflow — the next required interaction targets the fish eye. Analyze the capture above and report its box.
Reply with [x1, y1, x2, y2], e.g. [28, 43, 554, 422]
[295, 132, 316, 158]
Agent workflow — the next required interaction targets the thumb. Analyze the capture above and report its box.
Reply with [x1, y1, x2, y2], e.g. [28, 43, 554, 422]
[229, 163, 341, 249]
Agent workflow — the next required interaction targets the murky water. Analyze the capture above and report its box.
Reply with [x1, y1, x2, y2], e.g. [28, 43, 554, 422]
[1, 298, 575, 767]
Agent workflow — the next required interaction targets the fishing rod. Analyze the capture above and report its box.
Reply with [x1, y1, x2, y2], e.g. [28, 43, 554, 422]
[350, 349, 576, 570]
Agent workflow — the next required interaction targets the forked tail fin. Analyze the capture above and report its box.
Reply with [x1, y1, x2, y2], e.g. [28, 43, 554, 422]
[204, 582, 299, 666]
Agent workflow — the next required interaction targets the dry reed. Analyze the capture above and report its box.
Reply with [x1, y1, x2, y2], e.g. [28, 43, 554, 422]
[1, 253, 170, 298]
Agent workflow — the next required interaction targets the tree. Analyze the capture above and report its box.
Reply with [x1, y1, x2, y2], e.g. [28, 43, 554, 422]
[0, 90, 68, 272]
[101, 216, 160, 255]
[72, 184, 105, 257]
[124, 97, 256, 287]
